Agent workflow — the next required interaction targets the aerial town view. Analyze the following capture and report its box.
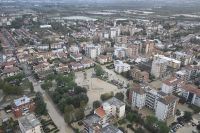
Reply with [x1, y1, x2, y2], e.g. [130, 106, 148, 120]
[0, 0, 200, 133]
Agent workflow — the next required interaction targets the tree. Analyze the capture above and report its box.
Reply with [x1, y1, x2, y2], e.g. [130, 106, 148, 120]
[29, 82, 34, 92]
[135, 127, 145, 133]
[64, 105, 75, 124]
[11, 18, 23, 28]
[94, 65, 104, 77]
[197, 124, 200, 131]
[1, 80, 23, 95]
[100, 92, 114, 101]
[41, 81, 52, 90]
[183, 111, 192, 122]
[35, 92, 47, 115]
[176, 109, 181, 116]
[58, 98, 67, 113]
[93, 100, 101, 109]
[145, 116, 169, 133]
[74, 108, 85, 121]
[115, 92, 124, 101]
[0, 44, 3, 52]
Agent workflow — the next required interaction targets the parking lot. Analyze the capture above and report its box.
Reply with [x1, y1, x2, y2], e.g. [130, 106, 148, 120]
[176, 125, 197, 133]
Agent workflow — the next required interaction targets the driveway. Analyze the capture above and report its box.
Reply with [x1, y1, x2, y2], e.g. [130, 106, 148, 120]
[29, 77, 74, 133]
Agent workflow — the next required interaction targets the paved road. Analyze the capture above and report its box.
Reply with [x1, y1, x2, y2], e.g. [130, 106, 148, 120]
[28, 77, 74, 133]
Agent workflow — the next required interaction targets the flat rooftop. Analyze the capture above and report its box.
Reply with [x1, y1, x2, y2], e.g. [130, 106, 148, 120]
[100, 125, 123, 133]
[104, 97, 125, 108]
[18, 114, 41, 131]
[14, 95, 31, 107]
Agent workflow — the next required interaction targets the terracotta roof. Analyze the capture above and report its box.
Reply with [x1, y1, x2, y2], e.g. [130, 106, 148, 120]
[162, 77, 184, 86]
[95, 106, 106, 118]
[182, 84, 200, 96]
[3, 67, 20, 74]
[158, 95, 178, 105]
[98, 55, 108, 59]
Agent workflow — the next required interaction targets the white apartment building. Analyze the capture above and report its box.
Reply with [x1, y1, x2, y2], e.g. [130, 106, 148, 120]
[69, 45, 80, 54]
[153, 54, 181, 69]
[145, 87, 159, 110]
[94, 97, 126, 121]
[85, 44, 101, 59]
[181, 84, 200, 107]
[151, 59, 168, 78]
[131, 85, 146, 109]
[130, 85, 178, 121]
[114, 46, 127, 59]
[155, 95, 178, 121]
[114, 60, 130, 73]
[174, 51, 194, 66]
[18, 114, 42, 133]
[110, 27, 120, 39]
[161, 77, 184, 94]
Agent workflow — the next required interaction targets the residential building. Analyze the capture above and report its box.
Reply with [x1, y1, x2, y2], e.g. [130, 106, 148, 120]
[184, 65, 200, 80]
[83, 114, 101, 133]
[2, 67, 21, 78]
[131, 68, 149, 82]
[100, 125, 123, 133]
[50, 42, 64, 49]
[143, 40, 155, 55]
[83, 97, 125, 133]
[116, 36, 128, 44]
[110, 27, 120, 39]
[114, 46, 127, 59]
[153, 54, 181, 69]
[181, 84, 200, 107]
[161, 77, 184, 94]
[130, 85, 146, 109]
[151, 58, 168, 78]
[80, 59, 95, 69]
[85, 44, 101, 59]
[129, 84, 178, 121]
[69, 46, 80, 54]
[175, 70, 189, 81]
[145, 87, 159, 110]
[155, 95, 178, 121]
[97, 55, 112, 64]
[114, 60, 130, 73]
[55, 63, 70, 74]
[12, 96, 35, 118]
[83, 115, 122, 133]
[40, 24, 52, 28]
[18, 114, 42, 133]
[37, 44, 49, 51]
[126, 45, 139, 58]
[70, 62, 84, 71]
[174, 51, 194, 66]
[32, 62, 52, 74]
[70, 53, 83, 62]
[94, 97, 125, 119]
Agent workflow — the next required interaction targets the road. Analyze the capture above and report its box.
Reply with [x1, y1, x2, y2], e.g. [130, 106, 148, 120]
[28, 77, 74, 133]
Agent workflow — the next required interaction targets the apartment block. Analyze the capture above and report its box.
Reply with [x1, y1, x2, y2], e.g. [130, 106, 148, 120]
[129, 85, 178, 121]
[114, 60, 130, 73]
[85, 44, 101, 59]
[12, 96, 35, 118]
[161, 77, 184, 94]
[18, 114, 42, 133]
[155, 95, 178, 121]
[181, 84, 200, 107]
